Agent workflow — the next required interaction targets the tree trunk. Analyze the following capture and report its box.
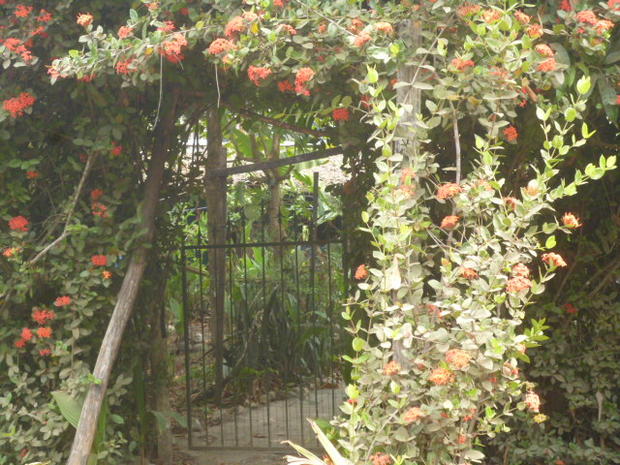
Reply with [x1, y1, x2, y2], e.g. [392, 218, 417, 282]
[149, 269, 173, 465]
[204, 107, 227, 402]
[66, 90, 180, 465]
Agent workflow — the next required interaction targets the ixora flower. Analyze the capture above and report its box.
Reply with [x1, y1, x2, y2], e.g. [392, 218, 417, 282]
[91, 254, 107, 266]
[542, 252, 567, 268]
[118, 26, 134, 39]
[436, 183, 462, 200]
[295, 67, 315, 96]
[524, 391, 541, 412]
[247, 65, 272, 86]
[76, 13, 94, 27]
[32, 308, 56, 325]
[332, 107, 350, 121]
[54, 295, 72, 307]
[440, 215, 460, 230]
[562, 212, 582, 228]
[512, 263, 530, 277]
[403, 406, 425, 424]
[383, 360, 401, 376]
[429, 367, 455, 385]
[37, 327, 52, 338]
[564, 303, 578, 314]
[445, 349, 471, 369]
[503, 125, 518, 142]
[21, 327, 33, 342]
[9, 215, 29, 232]
[355, 264, 368, 280]
[460, 267, 478, 279]
[506, 276, 532, 293]
[450, 57, 475, 71]
[370, 452, 392, 465]
[207, 38, 236, 55]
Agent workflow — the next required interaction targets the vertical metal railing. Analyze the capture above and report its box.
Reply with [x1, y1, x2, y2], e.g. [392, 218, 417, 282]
[182, 178, 347, 450]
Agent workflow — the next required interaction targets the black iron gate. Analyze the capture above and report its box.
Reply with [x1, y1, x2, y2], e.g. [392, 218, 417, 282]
[181, 174, 348, 450]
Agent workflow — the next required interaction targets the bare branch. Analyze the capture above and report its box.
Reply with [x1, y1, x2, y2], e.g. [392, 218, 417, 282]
[29, 153, 98, 265]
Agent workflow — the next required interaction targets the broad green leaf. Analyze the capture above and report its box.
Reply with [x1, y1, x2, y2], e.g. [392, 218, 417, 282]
[51, 391, 82, 429]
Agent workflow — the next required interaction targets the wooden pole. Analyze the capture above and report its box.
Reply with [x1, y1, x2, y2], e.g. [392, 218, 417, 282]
[66, 90, 180, 465]
[204, 106, 227, 402]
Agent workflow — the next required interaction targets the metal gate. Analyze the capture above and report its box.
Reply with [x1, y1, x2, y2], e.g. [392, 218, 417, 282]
[181, 174, 348, 450]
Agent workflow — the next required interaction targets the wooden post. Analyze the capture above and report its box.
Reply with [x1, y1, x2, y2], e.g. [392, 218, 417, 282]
[66, 90, 180, 465]
[204, 106, 227, 402]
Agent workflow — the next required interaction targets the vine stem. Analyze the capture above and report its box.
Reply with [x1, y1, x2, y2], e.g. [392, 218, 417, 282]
[29, 152, 98, 265]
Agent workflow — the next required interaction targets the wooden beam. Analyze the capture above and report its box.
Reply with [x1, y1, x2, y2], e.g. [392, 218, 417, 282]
[208, 146, 343, 177]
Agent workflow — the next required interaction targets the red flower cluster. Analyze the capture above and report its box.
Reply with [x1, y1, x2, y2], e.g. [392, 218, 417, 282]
[436, 182, 462, 200]
[9, 215, 29, 232]
[355, 264, 368, 280]
[279, 24, 296, 35]
[535, 44, 554, 57]
[542, 252, 567, 268]
[564, 303, 578, 314]
[37, 9, 53, 22]
[247, 65, 272, 86]
[224, 16, 246, 38]
[3, 37, 33, 62]
[332, 107, 350, 121]
[277, 80, 294, 93]
[537, 58, 557, 72]
[15, 5, 33, 18]
[32, 308, 56, 325]
[207, 38, 235, 55]
[26, 170, 39, 179]
[160, 32, 187, 63]
[514, 10, 530, 24]
[118, 26, 134, 39]
[353, 32, 371, 48]
[295, 67, 315, 96]
[3, 92, 36, 117]
[457, 4, 481, 17]
[157, 20, 176, 32]
[115, 58, 136, 74]
[54, 296, 72, 307]
[92, 202, 108, 218]
[37, 327, 52, 338]
[91, 254, 107, 266]
[440, 215, 459, 230]
[503, 125, 518, 142]
[527, 23, 543, 38]
[111, 142, 123, 156]
[91, 189, 104, 200]
[451, 57, 475, 70]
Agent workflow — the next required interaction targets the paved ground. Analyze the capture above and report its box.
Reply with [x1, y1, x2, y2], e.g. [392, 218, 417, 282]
[175, 387, 340, 464]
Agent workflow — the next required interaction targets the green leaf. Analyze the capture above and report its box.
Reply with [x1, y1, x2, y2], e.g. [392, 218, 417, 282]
[576, 75, 591, 95]
[463, 449, 486, 462]
[366, 66, 378, 84]
[352, 337, 365, 352]
[545, 235, 556, 249]
[52, 391, 82, 429]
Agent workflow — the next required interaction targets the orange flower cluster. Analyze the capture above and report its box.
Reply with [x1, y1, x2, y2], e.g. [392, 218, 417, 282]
[115, 58, 136, 74]
[15, 4, 33, 17]
[535, 44, 554, 57]
[506, 276, 531, 293]
[3, 92, 36, 118]
[512, 263, 530, 278]
[279, 24, 296, 35]
[383, 360, 401, 376]
[445, 349, 471, 369]
[403, 406, 425, 424]
[32, 308, 56, 325]
[9, 215, 29, 231]
[207, 38, 236, 55]
[277, 80, 294, 92]
[248, 65, 272, 86]
[160, 32, 187, 63]
[76, 13, 93, 27]
[375, 22, 394, 35]
[482, 9, 502, 23]
[54, 296, 72, 307]
[562, 212, 581, 228]
[3, 247, 17, 257]
[537, 58, 557, 72]
[460, 267, 478, 279]
[157, 20, 176, 32]
[37, 327, 52, 338]
[451, 57, 475, 70]
[436, 182, 462, 200]
[91, 188, 104, 200]
[429, 367, 455, 385]
[92, 201, 109, 218]
[370, 453, 392, 465]
[527, 23, 543, 38]
[503, 125, 518, 142]
[225, 16, 245, 38]
[353, 31, 372, 48]
[457, 4, 481, 17]
[295, 67, 315, 96]
[440, 215, 459, 230]
[514, 10, 530, 24]
[542, 252, 567, 268]
[118, 26, 134, 39]
[524, 391, 540, 412]
[3, 37, 33, 62]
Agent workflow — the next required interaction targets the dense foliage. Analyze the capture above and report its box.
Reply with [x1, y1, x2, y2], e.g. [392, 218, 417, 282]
[0, 0, 618, 464]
